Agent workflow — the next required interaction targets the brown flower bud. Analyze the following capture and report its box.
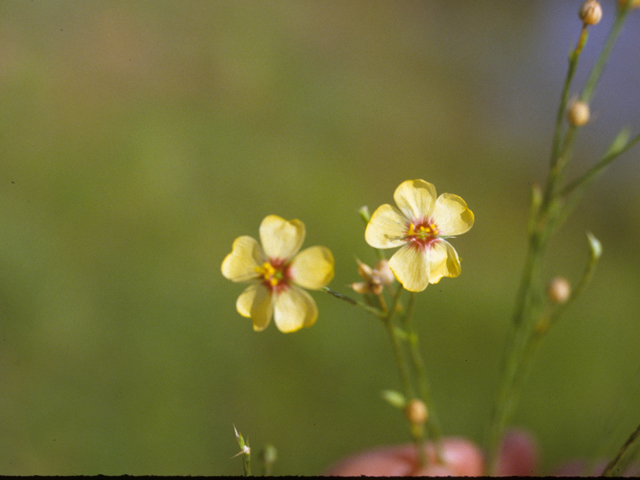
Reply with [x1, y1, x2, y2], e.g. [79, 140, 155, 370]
[579, 0, 603, 25]
[548, 277, 571, 304]
[405, 399, 428, 425]
[350, 258, 395, 295]
[567, 100, 590, 126]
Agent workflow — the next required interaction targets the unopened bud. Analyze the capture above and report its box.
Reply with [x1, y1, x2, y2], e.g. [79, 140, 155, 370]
[374, 259, 395, 285]
[579, 0, 603, 25]
[356, 260, 373, 280]
[567, 100, 590, 126]
[405, 399, 428, 425]
[351, 258, 395, 295]
[548, 277, 571, 304]
[259, 443, 278, 465]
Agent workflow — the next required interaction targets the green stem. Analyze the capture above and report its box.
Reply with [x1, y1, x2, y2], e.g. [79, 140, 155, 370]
[402, 293, 443, 444]
[561, 131, 640, 199]
[382, 286, 429, 466]
[383, 285, 428, 466]
[581, 7, 630, 104]
[601, 422, 640, 477]
[550, 27, 584, 169]
[243, 452, 251, 477]
[321, 287, 386, 318]
[384, 286, 414, 399]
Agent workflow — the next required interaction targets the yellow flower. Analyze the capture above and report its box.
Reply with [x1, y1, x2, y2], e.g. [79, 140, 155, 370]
[365, 180, 474, 292]
[221, 215, 334, 333]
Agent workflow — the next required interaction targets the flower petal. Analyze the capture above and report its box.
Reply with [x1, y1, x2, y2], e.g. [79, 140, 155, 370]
[273, 286, 318, 333]
[432, 193, 474, 236]
[393, 179, 437, 221]
[221, 236, 265, 282]
[365, 204, 408, 249]
[427, 240, 461, 283]
[259, 215, 305, 261]
[389, 244, 430, 292]
[236, 284, 273, 331]
[289, 246, 334, 290]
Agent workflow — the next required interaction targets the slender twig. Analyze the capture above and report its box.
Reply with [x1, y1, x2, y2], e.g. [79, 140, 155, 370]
[601, 422, 640, 477]
[321, 287, 386, 318]
[383, 286, 414, 399]
[401, 293, 442, 444]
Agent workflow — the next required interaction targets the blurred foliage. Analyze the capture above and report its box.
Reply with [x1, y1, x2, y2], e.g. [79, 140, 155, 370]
[1, 0, 639, 475]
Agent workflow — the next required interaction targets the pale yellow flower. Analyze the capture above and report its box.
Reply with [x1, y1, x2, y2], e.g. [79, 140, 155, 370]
[221, 215, 334, 333]
[365, 180, 474, 292]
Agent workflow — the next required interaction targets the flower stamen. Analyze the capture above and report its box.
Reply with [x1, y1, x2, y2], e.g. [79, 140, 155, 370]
[255, 260, 289, 291]
[406, 220, 439, 249]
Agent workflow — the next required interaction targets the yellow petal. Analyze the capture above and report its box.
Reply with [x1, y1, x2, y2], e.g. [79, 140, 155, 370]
[388, 244, 429, 292]
[273, 286, 318, 333]
[432, 193, 474, 236]
[393, 180, 437, 220]
[365, 204, 407, 249]
[259, 215, 305, 261]
[236, 284, 273, 331]
[221, 236, 265, 282]
[428, 240, 461, 283]
[289, 246, 334, 289]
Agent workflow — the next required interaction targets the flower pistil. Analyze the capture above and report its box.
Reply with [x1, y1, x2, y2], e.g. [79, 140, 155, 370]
[406, 220, 439, 250]
[255, 260, 290, 292]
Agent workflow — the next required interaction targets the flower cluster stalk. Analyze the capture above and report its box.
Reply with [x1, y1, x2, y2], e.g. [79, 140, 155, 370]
[487, 4, 636, 474]
[324, 201, 466, 465]
[355, 181, 472, 464]
[359, 206, 446, 461]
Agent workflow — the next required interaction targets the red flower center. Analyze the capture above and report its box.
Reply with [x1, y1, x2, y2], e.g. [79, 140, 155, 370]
[256, 258, 292, 294]
[405, 219, 439, 251]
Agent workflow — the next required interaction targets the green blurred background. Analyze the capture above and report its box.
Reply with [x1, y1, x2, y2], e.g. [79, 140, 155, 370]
[1, 0, 640, 475]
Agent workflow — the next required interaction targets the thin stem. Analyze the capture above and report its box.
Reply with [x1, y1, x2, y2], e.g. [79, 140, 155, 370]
[601, 422, 640, 477]
[561, 131, 640, 199]
[549, 24, 586, 170]
[402, 293, 442, 444]
[243, 452, 251, 477]
[383, 286, 414, 399]
[382, 286, 428, 466]
[581, 8, 630, 104]
[321, 287, 386, 318]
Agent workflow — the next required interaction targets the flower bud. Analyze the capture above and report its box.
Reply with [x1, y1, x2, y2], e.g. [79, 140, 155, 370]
[567, 100, 590, 126]
[579, 0, 603, 25]
[351, 258, 395, 295]
[356, 260, 373, 280]
[548, 277, 571, 304]
[405, 399, 428, 425]
[374, 259, 395, 285]
[259, 443, 278, 465]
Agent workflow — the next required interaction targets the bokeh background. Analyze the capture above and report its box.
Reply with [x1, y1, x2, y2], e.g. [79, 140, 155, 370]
[1, 0, 640, 475]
